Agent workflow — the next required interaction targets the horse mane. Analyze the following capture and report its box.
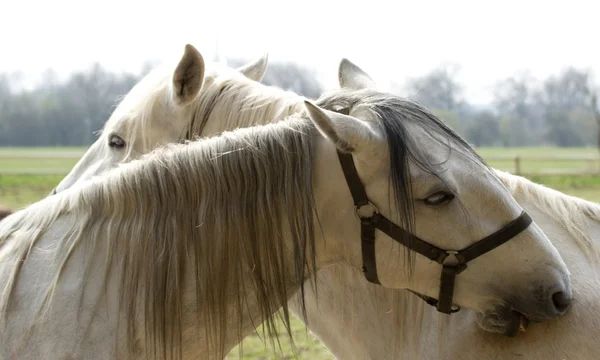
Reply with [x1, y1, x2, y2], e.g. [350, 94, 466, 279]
[106, 62, 306, 160]
[494, 170, 600, 265]
[0, 116, 318, 359]
[187, 70, 305, 138]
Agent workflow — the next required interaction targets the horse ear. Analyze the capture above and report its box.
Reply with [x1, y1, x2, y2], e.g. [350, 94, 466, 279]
[304, 100, 379, 153]
[236, 54, 269, 81]
[172, 44, 205, 104]
[338, 58, 377, 90]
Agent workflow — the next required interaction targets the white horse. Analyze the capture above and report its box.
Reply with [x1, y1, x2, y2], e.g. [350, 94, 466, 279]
[0, 70, 570, 359]
[293, 171, 600, 359]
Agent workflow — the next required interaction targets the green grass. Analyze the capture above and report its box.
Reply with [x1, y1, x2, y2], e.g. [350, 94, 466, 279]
[1, 146, 600, 358]
[0, 147, 87, 156]
[0, 147, 86, 176]
[227, 316, 334, 360]
[0, 174, 63, 208]
[476, 146, 599, 156]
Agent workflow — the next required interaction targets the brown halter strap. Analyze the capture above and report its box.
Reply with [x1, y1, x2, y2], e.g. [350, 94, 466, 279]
[336, 151, 533, 314]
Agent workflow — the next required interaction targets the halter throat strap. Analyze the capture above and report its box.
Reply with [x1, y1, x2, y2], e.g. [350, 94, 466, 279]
[336, 151, 533, 314]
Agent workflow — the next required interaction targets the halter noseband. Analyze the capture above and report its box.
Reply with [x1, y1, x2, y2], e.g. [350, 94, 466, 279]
[336, 151, 533, 314]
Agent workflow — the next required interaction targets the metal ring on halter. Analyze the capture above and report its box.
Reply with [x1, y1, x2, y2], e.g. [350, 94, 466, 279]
[443, 250, 459, 266]
[354, 201, 379, 220]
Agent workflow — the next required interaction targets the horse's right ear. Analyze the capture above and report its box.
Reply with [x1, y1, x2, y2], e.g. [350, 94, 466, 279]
[236, 54, 269, 81]
[172, 44, 205, 105]
[338, 58, 377, 90]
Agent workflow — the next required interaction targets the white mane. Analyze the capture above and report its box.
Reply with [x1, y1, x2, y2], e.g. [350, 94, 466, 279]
[109, 61, 306, 159]
[188, 70, 305, 137]
[0, 116, 318, 359]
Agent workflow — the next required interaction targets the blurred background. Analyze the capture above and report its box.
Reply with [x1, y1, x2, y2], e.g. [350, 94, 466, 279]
[1, 0, 600, 358]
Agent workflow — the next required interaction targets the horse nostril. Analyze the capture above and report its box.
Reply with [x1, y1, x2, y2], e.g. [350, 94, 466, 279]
[551, 291, 572, 313]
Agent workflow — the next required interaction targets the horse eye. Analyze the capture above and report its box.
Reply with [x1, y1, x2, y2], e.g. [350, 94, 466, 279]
[423, 191, 455, 206]
[108, 135, 126, 149]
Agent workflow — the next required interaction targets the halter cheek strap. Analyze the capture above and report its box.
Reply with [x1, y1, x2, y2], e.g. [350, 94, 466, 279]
[337, 151, 533, 314]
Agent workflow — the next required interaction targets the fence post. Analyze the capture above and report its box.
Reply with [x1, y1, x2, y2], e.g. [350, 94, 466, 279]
[514, 155, 521, 176]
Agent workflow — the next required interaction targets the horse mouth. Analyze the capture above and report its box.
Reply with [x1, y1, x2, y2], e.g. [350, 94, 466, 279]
[477, 310, 529, 337]
[504, 311, 529, 337]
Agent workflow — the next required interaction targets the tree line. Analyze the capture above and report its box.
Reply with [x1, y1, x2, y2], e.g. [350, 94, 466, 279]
[0, 59, 598, 148]
[396, 65, 600, 148]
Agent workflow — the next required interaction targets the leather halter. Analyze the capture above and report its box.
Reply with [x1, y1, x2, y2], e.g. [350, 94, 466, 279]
[336, 151, 533, 314]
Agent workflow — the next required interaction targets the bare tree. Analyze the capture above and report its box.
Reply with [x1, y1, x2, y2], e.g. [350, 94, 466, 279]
[538, 68, 594, 147]
[493, 73, 542, 146]
[588, 90, 600, 152]
[402, 64, 465, 112]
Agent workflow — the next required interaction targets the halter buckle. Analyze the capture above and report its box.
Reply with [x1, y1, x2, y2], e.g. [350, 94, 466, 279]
[354, 201, 379, 220]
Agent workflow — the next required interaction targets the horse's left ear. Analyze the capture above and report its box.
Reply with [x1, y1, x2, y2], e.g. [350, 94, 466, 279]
[172, 44, 205, 105]
[304, 100, 380, 153]
[236, 54, 269, 81]
[338, 58, 377, 90]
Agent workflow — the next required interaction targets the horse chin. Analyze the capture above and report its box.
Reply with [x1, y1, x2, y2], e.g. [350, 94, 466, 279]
[476, 310, 529, 337]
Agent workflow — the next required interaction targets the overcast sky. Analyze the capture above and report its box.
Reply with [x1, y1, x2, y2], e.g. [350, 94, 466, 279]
[2, 0, 599, 104]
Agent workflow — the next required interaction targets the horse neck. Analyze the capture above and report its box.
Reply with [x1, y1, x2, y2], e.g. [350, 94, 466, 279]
[100, 120, 350, 357]
[134, 128, 359, 358]
[0, 120, 346, 359]
[190, 77, 305, 138]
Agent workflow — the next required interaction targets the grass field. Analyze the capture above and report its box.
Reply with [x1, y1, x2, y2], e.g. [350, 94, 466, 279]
[1, 146, 600, 359]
